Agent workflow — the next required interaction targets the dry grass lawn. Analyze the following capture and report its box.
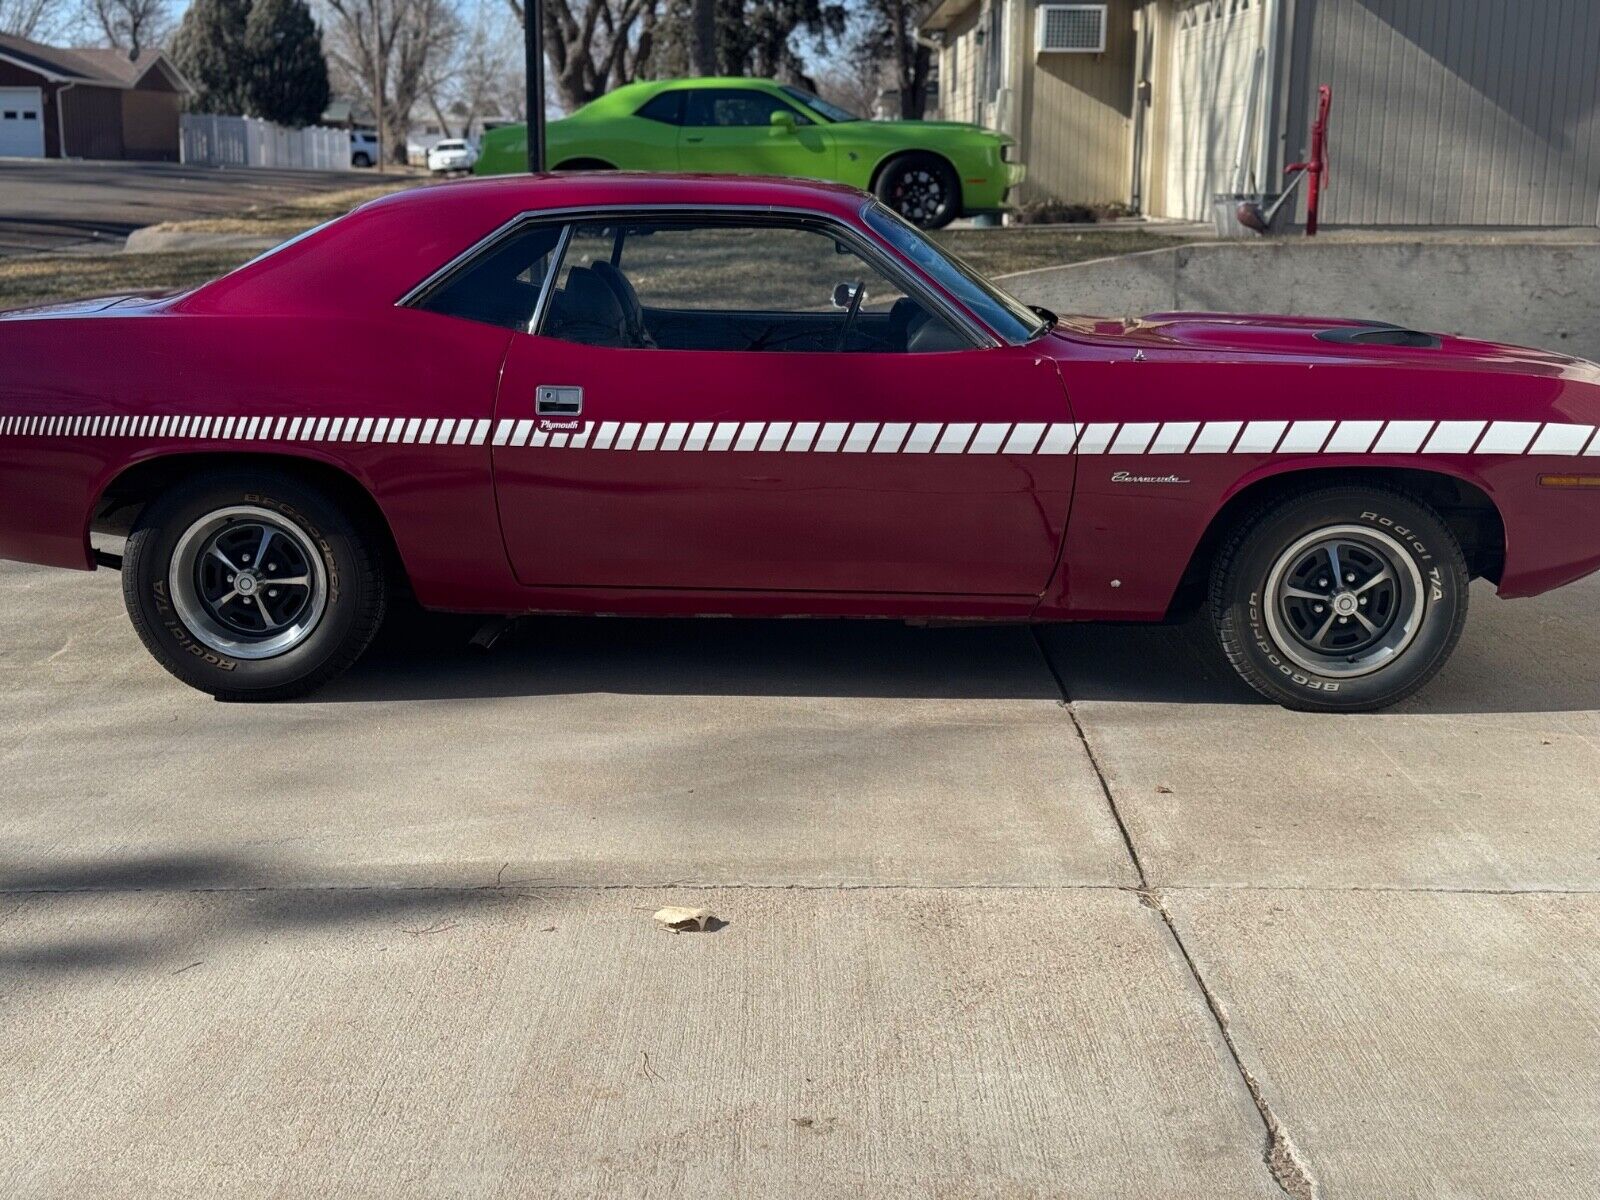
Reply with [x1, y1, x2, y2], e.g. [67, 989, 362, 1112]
[0, 195, 1181, 313]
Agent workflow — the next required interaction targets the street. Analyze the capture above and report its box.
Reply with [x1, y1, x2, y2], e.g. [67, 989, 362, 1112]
[2, 560, 1595, 1198]
[0, 160, 377, 256]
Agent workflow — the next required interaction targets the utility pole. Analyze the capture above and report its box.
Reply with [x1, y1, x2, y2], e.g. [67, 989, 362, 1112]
[524, 0, 546, 172]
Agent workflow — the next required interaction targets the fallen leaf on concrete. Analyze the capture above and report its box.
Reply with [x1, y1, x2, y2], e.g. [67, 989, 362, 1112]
[653, 906, 715, 933]
[1156, 785, 1174, 794]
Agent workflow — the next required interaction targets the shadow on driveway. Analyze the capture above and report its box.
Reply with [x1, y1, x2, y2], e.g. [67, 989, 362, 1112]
[312, 583, 1600, 715]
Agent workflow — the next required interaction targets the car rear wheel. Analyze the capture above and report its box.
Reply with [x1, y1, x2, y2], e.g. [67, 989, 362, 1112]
[1210, 486, 1468, 712]
[123, 470, 387, 701]
[874, 153, 960, 229]
[552, 158, 615, 171]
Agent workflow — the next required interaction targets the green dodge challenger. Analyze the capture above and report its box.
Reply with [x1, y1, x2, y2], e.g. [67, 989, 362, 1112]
[475, 77, 1024, 228]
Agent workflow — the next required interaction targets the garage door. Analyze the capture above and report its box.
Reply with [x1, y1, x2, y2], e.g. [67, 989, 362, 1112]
[0, 87, 45, 157]
[1161, 0, 1260, 220]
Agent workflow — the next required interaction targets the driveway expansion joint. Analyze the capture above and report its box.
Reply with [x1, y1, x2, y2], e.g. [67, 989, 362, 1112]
[1033, 629, 1320, 1200]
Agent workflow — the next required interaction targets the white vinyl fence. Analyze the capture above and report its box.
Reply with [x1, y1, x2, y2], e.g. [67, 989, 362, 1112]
[180, 114, 348, 171]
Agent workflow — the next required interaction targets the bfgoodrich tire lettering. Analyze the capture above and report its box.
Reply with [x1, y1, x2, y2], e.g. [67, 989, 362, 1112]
[123, 470, 387, 701]
[1210, 486, 1469, 712]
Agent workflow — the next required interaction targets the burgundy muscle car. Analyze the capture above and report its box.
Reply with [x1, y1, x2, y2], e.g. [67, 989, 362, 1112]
[2, 175, 1598, 710]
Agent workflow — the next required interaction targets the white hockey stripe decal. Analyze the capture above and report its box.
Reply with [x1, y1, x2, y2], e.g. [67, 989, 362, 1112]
[5, 416, 1600, 463]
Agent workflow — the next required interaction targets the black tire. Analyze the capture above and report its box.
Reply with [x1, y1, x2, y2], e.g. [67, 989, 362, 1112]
[552, 158, 615, 171]
[1210, 485, 1469, 712]
[352, 152, 373, 168]
[122, 469, 388, 701]
[873, 153, 961, 229]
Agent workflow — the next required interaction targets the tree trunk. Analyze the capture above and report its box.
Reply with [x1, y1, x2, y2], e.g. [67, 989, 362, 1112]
[690, 0, 715, 76]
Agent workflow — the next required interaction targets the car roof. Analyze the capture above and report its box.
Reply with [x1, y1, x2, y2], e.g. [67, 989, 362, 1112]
[180, 173, 879, 316]
[363, 171, 872, 220]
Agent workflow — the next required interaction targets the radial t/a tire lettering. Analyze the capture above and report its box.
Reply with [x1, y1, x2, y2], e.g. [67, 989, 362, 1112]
[1209, 485, 1469, 712]
[122, 469, 388, 701]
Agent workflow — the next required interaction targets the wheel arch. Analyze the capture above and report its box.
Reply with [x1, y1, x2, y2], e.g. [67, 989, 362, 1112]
[551, 156, 616, 171]
[1166, 464, 1507, 620]
[91, 452, 407, 585]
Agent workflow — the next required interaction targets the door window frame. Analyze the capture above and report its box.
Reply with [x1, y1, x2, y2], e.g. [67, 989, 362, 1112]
[398, 204, 1000, 350]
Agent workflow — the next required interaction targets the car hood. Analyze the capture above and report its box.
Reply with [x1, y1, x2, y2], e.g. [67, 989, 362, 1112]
[1051, 311, 1600, 381]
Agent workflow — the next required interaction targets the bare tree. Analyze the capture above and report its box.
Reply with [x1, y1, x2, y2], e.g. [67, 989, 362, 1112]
[321, 0, 458, 166]
[504, 0, 657, 113]
[851, 0, 929, 119]
[0, 0, 66, 39]
[689, 0, 713, 74]
[78, 0, 172, 59]
[424, 2, 520, 138]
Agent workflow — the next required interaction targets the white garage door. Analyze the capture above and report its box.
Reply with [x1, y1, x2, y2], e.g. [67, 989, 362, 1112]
[1162, 0, 1261, 220]
[0, 87, 46, 157]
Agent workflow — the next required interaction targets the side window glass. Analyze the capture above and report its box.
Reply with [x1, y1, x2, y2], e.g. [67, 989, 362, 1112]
[634, 92, 683, 125]
[684, 89, 809, 128]
[538, 218, 968, 354]
[413, 222, 565, 331]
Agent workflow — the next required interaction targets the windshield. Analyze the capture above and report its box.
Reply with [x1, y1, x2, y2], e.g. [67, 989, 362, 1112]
[779, 85, 860, 123]
[862, 202, 1047, 344]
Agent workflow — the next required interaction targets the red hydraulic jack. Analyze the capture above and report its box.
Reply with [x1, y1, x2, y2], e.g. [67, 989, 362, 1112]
[1236, 85, 1331, 235]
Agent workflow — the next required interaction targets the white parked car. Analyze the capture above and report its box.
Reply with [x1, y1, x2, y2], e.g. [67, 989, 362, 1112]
[427, 139, 477, 175]
[350, 130, 379, 168]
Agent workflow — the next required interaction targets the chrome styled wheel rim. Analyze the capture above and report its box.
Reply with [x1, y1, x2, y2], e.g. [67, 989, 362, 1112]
[1262, 524, 1425, 679]
[168, 505, 328, 660]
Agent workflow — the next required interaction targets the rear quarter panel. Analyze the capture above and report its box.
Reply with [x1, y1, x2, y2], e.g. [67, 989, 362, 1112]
[0, 308, 522, 609]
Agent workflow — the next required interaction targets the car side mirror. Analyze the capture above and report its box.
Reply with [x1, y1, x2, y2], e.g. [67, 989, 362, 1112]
[770, 110, 797, 134]
[832, 281, 862, 309]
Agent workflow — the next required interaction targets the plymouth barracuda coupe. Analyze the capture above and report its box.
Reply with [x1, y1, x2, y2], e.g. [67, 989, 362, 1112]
[2, 175, 1598, 711]
[474, 77, 1023, 228]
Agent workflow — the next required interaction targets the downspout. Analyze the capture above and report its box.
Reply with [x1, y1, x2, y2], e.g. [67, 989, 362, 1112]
[55, 81, 76, 159]
[1255, 0, 1283, 189]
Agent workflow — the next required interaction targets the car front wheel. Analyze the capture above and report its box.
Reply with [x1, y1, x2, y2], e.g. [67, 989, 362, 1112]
[875, 153, 960, 229]
[122, 470, 387, 701]
[1210, 486, 1469, 712]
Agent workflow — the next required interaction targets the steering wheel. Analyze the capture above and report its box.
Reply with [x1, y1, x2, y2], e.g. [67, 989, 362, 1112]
[834, 280, 865, 352]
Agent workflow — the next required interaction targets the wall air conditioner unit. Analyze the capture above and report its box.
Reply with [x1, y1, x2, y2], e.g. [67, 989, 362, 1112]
[1036, 4, 1107, 54]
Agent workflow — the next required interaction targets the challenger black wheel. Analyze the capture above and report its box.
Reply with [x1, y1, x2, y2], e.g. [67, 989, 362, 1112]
[123, 470, 387, 701]
[874, 153, 960, 229]
[1210, 486, 1468, 712]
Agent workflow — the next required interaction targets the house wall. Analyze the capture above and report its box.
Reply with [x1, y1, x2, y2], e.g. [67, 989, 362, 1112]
[936, 6, 987, 125]
[121, 83, 181, 161]
[1014, 0, 1139, 206]
[0, 59, 59, 156]
[60, 83, 123, 159]
[1282, 0, 1600, 226]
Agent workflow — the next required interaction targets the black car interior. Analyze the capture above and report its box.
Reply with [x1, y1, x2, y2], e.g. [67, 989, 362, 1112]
[417, 217, 971, 353]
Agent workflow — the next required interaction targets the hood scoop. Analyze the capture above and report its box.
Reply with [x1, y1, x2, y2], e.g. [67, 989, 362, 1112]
[1313, 323, 1441, 350]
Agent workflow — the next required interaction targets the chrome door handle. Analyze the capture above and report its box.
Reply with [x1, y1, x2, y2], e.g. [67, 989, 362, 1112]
[536, 385, 582, 415]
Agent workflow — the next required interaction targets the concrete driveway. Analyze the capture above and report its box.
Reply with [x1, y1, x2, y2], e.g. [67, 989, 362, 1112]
[0, 159, 379, 256]
[1, 561, 1596, 1198]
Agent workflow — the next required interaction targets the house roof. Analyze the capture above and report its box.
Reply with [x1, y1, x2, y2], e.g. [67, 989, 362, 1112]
[0, 32, 192, 93]
[918, 0, 983, 33]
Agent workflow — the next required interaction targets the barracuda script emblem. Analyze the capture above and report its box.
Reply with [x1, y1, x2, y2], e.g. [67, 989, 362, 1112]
[1112, 470, 1190, 485]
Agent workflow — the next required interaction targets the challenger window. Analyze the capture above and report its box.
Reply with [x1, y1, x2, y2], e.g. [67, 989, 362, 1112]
[635, 92, 685, 125]
[777, 85, 860, 122]
[683, 89, 811, 127]
[411, 222, 565, 331]
[537, 217, 969, 354]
